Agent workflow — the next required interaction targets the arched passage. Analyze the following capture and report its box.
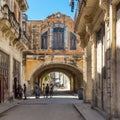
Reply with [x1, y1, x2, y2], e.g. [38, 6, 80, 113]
[27, 62, 83, 94]
[40, 71, 71, 91]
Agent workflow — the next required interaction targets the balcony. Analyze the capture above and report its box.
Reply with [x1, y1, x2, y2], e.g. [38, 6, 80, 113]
[0, 4, 29, 50]
[0, 4, 19, 34]
[74, 0, 99, 35]
[74, 0, 84, 25]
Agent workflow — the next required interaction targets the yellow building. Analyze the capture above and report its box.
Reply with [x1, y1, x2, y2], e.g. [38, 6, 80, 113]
[23, 12, 83, 94]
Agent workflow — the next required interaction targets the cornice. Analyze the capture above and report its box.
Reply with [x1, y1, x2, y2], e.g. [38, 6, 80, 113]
[111, 0, 120, 5]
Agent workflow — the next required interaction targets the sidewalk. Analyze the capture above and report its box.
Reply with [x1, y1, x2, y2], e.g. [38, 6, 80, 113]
[74, 101, 120, 120]
[0, 98, 119, 120]
[74, 101, 105, 120]
[0, 100, 20, 114]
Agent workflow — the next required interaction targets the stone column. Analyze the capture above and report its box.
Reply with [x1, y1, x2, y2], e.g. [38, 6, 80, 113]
[83, 53, 87, 101]
[80, 15, 93, 103]
[9, 54, 14, 97]
[111, 3, 119, 118]
[99, 1, 113, 119]
[91, 34, 97, 108]
[70, 76, 73, 92]
[83, 41, 92, 103]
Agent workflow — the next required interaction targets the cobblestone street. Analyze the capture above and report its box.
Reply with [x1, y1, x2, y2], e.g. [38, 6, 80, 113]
[0, 95, 84, 120]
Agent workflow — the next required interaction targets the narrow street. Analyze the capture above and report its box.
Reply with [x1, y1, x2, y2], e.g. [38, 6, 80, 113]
[1, 0, 120, 119]
[0, 95, 84, 120]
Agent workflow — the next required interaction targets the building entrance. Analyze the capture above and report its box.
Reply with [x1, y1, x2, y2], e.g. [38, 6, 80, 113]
[0, 75, 4, 103]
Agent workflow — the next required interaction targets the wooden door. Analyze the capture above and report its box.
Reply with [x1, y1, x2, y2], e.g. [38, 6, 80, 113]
[0, 75, 4, 103]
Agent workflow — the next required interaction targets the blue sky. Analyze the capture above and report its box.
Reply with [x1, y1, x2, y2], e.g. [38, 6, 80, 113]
[25, 0, 76, 20]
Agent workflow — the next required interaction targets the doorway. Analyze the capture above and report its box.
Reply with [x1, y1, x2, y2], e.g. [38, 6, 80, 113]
[0, 75, 4, 103]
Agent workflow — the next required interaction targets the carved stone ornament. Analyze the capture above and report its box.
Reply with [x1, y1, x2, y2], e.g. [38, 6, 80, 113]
[84, 15, 93, 35]
[99, 0, 109, 23]
[78, 32, 87, 48]
[79, 32, 86, 40]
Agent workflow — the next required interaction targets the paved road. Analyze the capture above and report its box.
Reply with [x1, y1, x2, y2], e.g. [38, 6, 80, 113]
[0, 95, 84, 120]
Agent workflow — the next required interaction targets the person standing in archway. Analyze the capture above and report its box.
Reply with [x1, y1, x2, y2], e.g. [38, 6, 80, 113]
[50, 83, 54, 98]
[42, 83, 46, 98]
[35, 83, 40, 99]
[45, 84, 49, 98]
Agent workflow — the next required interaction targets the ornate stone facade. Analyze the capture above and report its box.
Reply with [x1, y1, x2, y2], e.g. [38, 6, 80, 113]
[0, 0, 28, 102]
[23, 12, 83, 93]
[74, 0, 120, 119]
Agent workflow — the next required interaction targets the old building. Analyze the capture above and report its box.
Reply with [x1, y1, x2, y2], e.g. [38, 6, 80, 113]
[0, 0, 28, 102]
[74, 0, 120, 119]
[23, 12, 83, 94]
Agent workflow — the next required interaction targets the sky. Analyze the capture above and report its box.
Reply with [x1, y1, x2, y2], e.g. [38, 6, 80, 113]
[25, 0, 76, 21]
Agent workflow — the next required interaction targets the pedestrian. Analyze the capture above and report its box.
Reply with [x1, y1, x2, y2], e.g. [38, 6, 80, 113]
[23, 83, 27, 100]
[35, 83, 40, 99]
[45, 84, 49, 98]
[18, 84, 23, 99]
[38, 84, 41, 98]
[78, 88, 83, 100]
[49, 83, 54, 98]
[42, 83, 46, 98]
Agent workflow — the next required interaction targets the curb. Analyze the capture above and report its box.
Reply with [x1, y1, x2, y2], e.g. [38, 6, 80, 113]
[73, 104, 86, 120]
[0, 103, 19, 116]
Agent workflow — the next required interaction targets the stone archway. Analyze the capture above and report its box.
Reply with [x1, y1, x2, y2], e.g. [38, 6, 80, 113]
[27, 62, 83, 94]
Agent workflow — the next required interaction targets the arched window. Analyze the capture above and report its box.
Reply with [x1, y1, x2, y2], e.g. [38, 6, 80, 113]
[70, 32, 76, 50]
[41, 32, 48, 50]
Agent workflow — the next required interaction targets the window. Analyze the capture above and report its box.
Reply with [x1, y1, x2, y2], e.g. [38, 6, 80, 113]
[0, 51, 9, 89]
[52, 27, 64, 50]
[50, 24, 68, 50]
[41, 32, 48, 50]
[70, 32, 76, 50]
